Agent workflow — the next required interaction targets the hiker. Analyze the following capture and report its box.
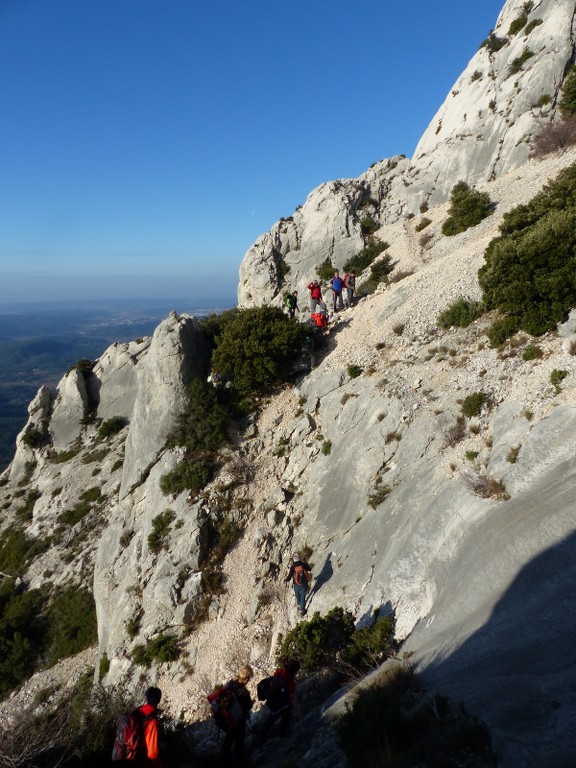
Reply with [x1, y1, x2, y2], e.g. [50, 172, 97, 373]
[215, 665, 254, 762]
[285, 553, 311, 615]
[258, 659, 302, 740]
[285, 290, 299, 319]
[307, 280, 324, 313]
[112, 686, 163, 767]
[330, 270, 344, 313]
[344, 271, 356, 308]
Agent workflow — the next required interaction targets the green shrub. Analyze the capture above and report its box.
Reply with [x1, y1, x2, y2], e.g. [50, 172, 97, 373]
[98, 653, 110, 681]
[357, 253, 395, 294]
[321, 440, 332, 456]
[347, 364, 363, 379]
[278, 607, 355, 671]
[524, 18, 543, 35]
[470, 70, 482, 83]
[550, 369, 568, 394]
[316, 257, 335, 281]
[368, 485, 392, 508]
[486, 316, 521, 347]
[132, 633, 180, 667]
[44, 588, 98, 667]
[560, 66, 576, 117]
[15, 488, 42, 521]
[465, 450, 479, 461]
[211, 306, 310, 396]
[0, 527, 50, 573]
[360, 216, 380, 236]
[534, 93, 552, 108]
[509, 47, 534, 76]
[437, 297, 483, 329]
[345, 615, 395, 670]
[198, 308, 239, 349]
[415, 217, 431, 232]
[441, 182, 493, 236]
[160, 459, 211, 497]
[337, 662, 494, 768]
[147, 509, 176, 553]
[97, 417, 127, 440]
[58, 500, 92, 526]
[522, 343, 543, 361]
[479, 163, 576, 341]
[480, 32, 507, 53]
[461, 392, 490, 418]
[22, 427, 49, 449]
[166, 378, 229, 453]
[508, 13, 527, 35]
[343, 240, 389, 274]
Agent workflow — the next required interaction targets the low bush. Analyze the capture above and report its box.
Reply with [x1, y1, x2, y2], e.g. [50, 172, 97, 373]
[461, 392, 491, 418]
[357, 253, 395, 294]
[343, 240, 389, 275]
[159, 459, 211, 497]
[166, 378, 229, 453]
[147, 509, 176, 554]
[442, 182, 493, 236]
[437, 297, 483, 329]
[211, 306, 310, 396]
[480, 32, 507, 53]
[97, 416, 127, 440]
[0, 526, 50, 573]
[368, 485, 392, 508]
[530, 116, 576, 158]
[360, 216, 380, 236]
[337, 662, 495, 768]
[479, 163, 576, 341]
[278, 607, 356, 671]
[44, 588, 98, 667]
[559, 65, 576, 117]
[508, 47, 534, 76]
[316, 257, 335, 281]
[415, 217, 431, 232]
[522, 343, 543, 361]
[550, 369, 568, 393]
[132, 633, 180, 667]
[508, 13, 527, 35]
[347, 364, 363, 379]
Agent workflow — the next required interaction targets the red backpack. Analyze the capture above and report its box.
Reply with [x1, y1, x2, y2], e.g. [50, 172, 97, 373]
[111, 708, 152, 761]
[207, 683, 243, 731]
[293, 564, 309, 586]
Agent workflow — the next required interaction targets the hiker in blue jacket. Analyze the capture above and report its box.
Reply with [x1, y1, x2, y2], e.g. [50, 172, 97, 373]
[330, 270, 344, 312]
[285, 553, 311, 615]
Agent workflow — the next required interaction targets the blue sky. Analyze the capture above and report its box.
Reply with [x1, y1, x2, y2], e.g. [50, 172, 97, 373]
[0, 0, 505, 306]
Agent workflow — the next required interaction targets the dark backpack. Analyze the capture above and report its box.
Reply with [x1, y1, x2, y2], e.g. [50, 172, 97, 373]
[256, 676, 274, 701]
[265, 675, 290, 713]
[293, 563, 309, 586]
[111, 708, 150, 762]
[207, 684, 243, 731]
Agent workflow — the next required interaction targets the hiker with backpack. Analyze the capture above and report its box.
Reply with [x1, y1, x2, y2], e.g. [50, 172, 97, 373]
[257, 658, 302, 740]
[306, 280, 325, 313]
[285, 553, 311, 616]
[343, 271, 356, 308]
[284, 290, 299, 319]
[208, 664, 254, 762]
[330, 270, 344, 313]
[111, 686, 163, 767]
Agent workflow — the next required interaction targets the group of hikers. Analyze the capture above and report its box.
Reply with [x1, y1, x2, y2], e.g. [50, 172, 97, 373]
[284, 269, 357, 328]
[112, 554, 312, 766]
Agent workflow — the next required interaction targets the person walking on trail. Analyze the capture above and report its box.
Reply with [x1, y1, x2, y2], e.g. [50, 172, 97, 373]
[219, 665, 254, 762]
[259, 659, 302, 740]
[330, 270, 344, 312]
[285, 290, 299, 319]
[344, 271, 356, 308]
[307, 280, 324, 313]
[285, 553, 311, 615]
[138, 687, 164, 768]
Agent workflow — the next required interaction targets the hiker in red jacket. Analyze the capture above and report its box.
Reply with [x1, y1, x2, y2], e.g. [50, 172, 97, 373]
[138, 687, 163, 768]
[307, 280, 324, 313]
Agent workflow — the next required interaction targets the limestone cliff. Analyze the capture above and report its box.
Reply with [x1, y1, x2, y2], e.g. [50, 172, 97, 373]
[238, 0, 576, 309]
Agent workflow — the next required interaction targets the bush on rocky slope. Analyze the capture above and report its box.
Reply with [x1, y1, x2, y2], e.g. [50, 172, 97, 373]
[479, 162, 576, 341]
[441, 181, 493, 236]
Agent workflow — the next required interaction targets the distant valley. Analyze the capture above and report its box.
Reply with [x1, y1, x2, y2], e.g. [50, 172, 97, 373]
[0, 297, 234, 469]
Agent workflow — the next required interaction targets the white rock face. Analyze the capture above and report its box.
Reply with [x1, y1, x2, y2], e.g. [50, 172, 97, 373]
[238, 0, 576, 308]
[49, 368, 89, 450]
[120, 312, 209, 498]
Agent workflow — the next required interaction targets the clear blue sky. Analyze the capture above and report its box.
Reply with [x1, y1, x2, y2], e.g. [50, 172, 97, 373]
[0, 0, 505, 305]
